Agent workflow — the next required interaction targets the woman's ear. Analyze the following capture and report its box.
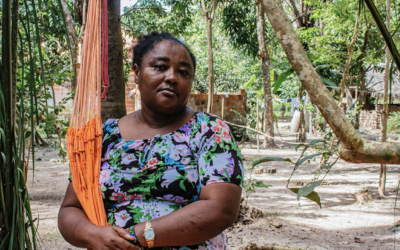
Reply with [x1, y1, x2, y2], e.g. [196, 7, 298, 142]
[132, 64, 140, 84]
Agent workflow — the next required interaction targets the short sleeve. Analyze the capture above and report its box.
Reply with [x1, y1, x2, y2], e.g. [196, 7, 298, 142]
[197, 114, 244, 188]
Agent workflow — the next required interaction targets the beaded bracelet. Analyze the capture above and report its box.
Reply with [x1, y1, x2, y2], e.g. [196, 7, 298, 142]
[129, 225, 140, 246]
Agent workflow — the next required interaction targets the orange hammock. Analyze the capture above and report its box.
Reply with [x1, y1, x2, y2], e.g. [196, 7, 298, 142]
[66, 0, 108, 226]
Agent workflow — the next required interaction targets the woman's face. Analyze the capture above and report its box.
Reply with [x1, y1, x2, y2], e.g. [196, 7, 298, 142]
[134, 40, 195, 115]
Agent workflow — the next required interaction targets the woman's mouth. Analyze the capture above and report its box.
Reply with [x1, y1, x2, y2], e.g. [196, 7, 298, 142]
[159, 89, 178, 97]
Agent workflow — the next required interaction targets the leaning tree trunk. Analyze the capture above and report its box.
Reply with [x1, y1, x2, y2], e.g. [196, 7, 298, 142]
[262, 0, 400, 164]
[101, 0, 127, 121]
[379, 0, 391, 196]
[256, 0, 275, 148]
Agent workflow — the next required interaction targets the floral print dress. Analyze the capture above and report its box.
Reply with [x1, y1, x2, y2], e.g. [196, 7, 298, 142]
[100, 112, 244, 250]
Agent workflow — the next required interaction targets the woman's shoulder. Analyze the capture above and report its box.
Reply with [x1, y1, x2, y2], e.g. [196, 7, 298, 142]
[102, 118, 120, 134]
[195, 112, 229, 127]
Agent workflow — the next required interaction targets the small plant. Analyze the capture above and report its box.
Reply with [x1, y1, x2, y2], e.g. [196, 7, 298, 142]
[242, 160, 271, 205]
[252, 138, 339, 208]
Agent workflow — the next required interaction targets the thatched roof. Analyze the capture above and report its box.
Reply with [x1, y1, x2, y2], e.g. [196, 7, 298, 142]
[366, 64, 400, 99]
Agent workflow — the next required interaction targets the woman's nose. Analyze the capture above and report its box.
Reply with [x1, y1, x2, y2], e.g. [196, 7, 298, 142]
[164, 68, 178, 84]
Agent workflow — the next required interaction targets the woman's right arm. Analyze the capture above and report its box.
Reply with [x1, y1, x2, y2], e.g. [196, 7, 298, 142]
[58, 183, 140, 250]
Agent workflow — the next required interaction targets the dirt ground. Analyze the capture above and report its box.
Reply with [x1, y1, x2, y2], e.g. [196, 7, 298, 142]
[27, 123, 400, 250]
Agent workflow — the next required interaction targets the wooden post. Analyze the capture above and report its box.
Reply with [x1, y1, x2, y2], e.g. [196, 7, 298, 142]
[257, 97, 260, 152]
[221, 96, 225, 119]
[354, 86, 358, 115]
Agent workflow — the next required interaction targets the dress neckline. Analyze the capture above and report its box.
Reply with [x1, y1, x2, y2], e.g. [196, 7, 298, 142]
[115, 112, 199, 142]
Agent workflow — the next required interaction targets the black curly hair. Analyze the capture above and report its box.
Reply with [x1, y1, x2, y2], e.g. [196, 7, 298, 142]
[132, 31, 197, 73]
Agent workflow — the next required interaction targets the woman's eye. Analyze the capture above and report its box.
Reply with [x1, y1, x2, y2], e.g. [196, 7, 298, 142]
[154, 65, 166, 71]
[179, 70, 189, 76]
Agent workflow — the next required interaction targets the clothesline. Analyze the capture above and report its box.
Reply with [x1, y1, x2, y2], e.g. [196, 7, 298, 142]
[224, 121, 305, 146]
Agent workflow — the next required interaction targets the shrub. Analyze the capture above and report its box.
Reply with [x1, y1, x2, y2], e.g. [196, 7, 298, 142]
[388, 112, 400, 134]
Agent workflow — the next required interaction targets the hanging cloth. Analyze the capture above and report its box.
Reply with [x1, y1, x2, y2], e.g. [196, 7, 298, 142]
[66, 0, 108, 227]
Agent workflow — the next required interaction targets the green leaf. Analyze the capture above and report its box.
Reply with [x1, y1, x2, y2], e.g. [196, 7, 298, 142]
[1, 152, 6, 163]
[295, 144, 306, 151]
[320, 77, 339, 90]
[179, 180, 186, 192]
[314, 64, 331, 70]
[296, 153, 322, 167]
[308, 139, 324, 146]
[243, 75, 256, 89]
[253, 181, 270, 188]
[273, 68, 294, 93]
[252, 157, 292, 167]
[223, 168, 231, 182]
[25, 131, 32, 139]
[296, 181, 320, 200]
[289, 185, 322, 208]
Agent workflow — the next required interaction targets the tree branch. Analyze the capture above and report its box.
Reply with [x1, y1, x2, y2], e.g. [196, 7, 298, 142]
[201, 0, 208, 18]
[120, 0, 142, 17]
[60, 0, 79, 46]
[210, 0, 218, 21]
[262, 0, 400, 164]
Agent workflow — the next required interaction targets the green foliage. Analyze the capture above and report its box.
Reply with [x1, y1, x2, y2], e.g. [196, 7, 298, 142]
[221, 0, 258, 58]
[252, 136, 338, 208]
[289, 186, 322, 208]
[242, 161, 271, 204]
[121, 0, 194, 37]
[362, 0, 400, 70]
[0, 0, 74, 247]
[252, 157, 292, 168]
[388, 112, 400, 134]
[273, 68, 294, 93]
[183, 11, 261, 93]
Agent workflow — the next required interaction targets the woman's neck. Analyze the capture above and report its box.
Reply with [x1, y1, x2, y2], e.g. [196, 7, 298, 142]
[139, 106, 188, 129]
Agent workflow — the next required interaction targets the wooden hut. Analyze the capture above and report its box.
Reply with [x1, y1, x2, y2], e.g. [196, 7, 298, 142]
[359, 65, 400, 129]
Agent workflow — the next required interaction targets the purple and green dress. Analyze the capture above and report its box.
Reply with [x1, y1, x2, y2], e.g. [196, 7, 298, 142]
[100, 112, 244, 250]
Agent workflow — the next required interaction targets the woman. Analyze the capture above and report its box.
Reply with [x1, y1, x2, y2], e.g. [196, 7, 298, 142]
[58, 31, 244, 250]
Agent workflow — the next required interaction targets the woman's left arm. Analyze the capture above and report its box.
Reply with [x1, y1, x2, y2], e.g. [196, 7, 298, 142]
[134, 182, 242, 248]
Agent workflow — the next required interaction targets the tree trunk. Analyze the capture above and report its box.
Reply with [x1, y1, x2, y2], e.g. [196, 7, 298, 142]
[11, 0, 19, 125]
[354, 64, 365, 130]
[101, 0, 127, 121]
[262, 0, 400, 164]
[354, 27, 369, 130]
[339, 9, 360, 110]
[256, 0, 275, 148]
[205, 19, 215, 113]
[1, 0, 15, 241]
[201, 0, 217, 113]
[288, 0, 301, 28]
[379, 0, 391, 196]
[304, 92, 312, 132]
[298, 85, 306, 142]
[60, 0, 79, 91]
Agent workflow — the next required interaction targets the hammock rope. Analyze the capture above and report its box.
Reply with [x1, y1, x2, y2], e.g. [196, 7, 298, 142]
[66, 0, 108, 227]
[101, 0, 109, 100]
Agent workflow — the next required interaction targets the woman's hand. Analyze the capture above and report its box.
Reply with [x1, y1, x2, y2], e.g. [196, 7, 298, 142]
[86, 226, 141, 250]
[58, 183, 141, 249]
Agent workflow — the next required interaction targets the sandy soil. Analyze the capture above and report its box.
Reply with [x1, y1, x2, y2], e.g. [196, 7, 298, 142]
[27, 126, 400, 250]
